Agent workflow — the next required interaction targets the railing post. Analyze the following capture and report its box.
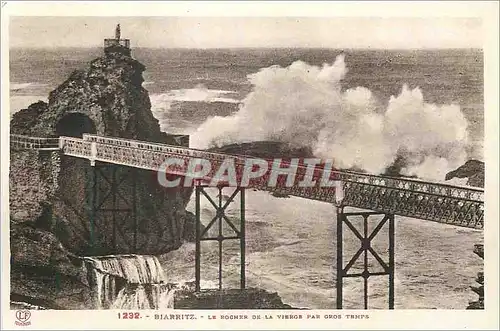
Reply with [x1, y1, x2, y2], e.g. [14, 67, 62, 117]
[86, 165, 97, 254]
[335, 180, 345, 309]
[132, 168, 138, 251]
[240, 187, 246, 289]
[336, 206, 344, 309]
[335, 180, 344, 206]
[388, 213, 395, 309]
[111, 167, 117, 250]
[195, 184, 201, 292]
[90, 141, 97, 166]
[217, 186, 224, 291]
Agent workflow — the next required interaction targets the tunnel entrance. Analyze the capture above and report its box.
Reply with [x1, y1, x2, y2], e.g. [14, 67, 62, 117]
[55, 113, 97, 138]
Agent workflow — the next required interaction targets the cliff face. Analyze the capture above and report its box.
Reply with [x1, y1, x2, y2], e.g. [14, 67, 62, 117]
[445, 159, 485, 188]
[10, 45, 194, 308]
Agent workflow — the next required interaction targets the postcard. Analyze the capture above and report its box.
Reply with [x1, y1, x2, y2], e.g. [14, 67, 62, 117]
[1, 1, 498, 330]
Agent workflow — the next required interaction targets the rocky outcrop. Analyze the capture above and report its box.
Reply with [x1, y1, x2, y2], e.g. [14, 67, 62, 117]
[210, 141, 314, 160]
[10, 44, 195, 308]
[446, 161, 485, 310]
[467, 244, 484, 309]
[174, 288, 295, 309]
[445, 159, 484, 187]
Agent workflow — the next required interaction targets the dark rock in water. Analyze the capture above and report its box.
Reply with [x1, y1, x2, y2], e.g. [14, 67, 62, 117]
[174, 288, 297, 309]
[445, 162, 485, 310]
[476, 271, 484, 285]
[210, 141, 314, 160]
[473, 244, 484, 259]
[466, 300, 484, 310]
[445, 160, 484, 187]
[467, 244, 484, 310]
[383, 154, 417, 178]
[10, 45, 195, 308]
[272, 191, 290, 198]
[470, 285, 484, 297]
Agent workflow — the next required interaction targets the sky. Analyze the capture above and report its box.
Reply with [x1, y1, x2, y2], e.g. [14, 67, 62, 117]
[9, 16, 483, 49]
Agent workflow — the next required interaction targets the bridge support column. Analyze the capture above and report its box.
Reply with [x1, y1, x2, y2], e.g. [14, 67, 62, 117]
[85, 165, 98, 254]
[335, 208, 395, 309]
[85, 163, 138, 254]
[195, 185, 246, 292]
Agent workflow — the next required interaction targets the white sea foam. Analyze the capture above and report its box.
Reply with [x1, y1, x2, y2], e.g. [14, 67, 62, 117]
[150, 84, 241, 106]
[191, 55, 471, 181]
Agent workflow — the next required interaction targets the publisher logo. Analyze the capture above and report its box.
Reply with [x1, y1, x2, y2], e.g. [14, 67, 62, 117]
[15, 310, 31, 326]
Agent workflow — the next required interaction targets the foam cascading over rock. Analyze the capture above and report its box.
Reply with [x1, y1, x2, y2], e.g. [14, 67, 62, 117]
[112, 284, 176, 309]
[82, 254, 174, 309]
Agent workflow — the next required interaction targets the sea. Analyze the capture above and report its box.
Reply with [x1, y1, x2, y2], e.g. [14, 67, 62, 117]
[9, 47, 484, 309]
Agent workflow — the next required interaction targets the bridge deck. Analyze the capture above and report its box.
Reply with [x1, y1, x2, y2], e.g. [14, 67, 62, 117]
[10, 134, 484, 229]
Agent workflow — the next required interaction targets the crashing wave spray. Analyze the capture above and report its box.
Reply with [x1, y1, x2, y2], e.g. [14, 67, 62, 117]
[191, 54, 470, 181]
[111, 284, 176, 309]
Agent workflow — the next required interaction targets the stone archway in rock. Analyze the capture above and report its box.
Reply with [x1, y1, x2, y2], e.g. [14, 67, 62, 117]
[55, 113, 97, 138]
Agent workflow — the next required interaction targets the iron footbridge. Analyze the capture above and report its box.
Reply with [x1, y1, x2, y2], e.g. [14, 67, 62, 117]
[10, 133, 483, 229]
[10, 133, 484, 309]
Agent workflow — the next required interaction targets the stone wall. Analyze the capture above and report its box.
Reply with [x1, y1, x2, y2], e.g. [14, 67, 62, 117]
[10, 150, 60, 225]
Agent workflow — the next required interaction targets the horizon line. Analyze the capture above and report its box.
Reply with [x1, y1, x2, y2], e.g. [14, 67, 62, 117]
[9, 46, 484, 51]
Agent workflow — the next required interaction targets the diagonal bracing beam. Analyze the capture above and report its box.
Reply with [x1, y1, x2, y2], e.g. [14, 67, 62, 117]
[195, 185, 246, 292]
[336, 208, 395, 309]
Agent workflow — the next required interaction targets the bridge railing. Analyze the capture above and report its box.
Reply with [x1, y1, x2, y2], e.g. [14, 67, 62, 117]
[59, 136, 93, 158]
[335, 171, 484, 203]
[81, 134, 484, 203]
[10, 134, 60, 150]
[73, 135, 343, 205]
[13, 133, 484, 228]
[13, 133, 484, 203]
[77, 136, 485, 228]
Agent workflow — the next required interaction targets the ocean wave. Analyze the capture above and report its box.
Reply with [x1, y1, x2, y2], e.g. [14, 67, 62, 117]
[150, 85, 241, 105]
[10, 82, 48, 91]
[162, 77, 246, 85]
